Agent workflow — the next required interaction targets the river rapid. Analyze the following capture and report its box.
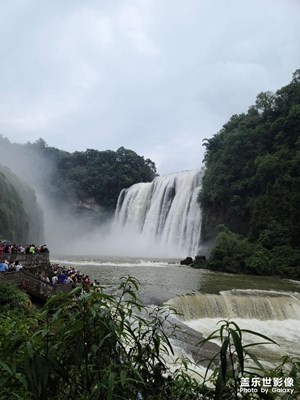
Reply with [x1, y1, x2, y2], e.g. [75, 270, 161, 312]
[51, 255, 300, 362]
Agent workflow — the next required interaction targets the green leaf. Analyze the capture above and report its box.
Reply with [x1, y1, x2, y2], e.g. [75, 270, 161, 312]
[230, 328, 244, 374]
[215, 368, 225, 400]
[16, 373, 28, 392]
[241, 329, 277, 345]
[220, 336, 229, 381]
[243, 341, 275, 349]
[245, 351, 266, 373]
[120, 370, 126, 386]
[0, 361, 12, 375]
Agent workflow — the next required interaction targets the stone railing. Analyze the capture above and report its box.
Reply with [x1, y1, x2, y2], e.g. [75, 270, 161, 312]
[0, 252, 50, 268]
[0, 270, 72, 300]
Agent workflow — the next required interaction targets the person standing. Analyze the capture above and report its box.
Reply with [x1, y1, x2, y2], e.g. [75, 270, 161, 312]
[15, 260, 23, 272]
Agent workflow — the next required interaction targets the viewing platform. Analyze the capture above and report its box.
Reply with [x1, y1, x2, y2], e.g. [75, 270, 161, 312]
[0, 253, 73, 301]
[0, 270, 72, 300]
[0, 252, 50, 269]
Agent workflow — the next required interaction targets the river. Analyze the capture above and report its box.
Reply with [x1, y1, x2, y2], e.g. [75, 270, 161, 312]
[51, 255, 300, 362]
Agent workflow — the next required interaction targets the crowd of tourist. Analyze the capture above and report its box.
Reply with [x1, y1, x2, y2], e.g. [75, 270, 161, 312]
[41, 264, 101, 290]
[0, 241, 101, 291]
[0, 242, 49, 255]
[0, 259, 24, 272]
[0, 259, 101, 291]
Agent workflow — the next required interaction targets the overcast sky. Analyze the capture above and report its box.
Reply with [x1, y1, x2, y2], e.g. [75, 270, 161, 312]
[0, 0, 299, 175]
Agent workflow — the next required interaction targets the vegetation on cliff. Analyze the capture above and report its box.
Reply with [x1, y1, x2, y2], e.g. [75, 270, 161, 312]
[199, 70, 300, 277]
[0, 166, 44, 242]
[49, 145, 157, 209]
[0, 137, 157, 217]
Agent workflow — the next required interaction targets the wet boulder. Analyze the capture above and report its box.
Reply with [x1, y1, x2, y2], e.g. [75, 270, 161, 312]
[180, 257, 193, 266]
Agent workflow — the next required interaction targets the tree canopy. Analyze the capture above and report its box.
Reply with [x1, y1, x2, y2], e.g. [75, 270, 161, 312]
[0, 137, 157, 215]
[199, 70, 300, 277]
[53, 146, 157, 208]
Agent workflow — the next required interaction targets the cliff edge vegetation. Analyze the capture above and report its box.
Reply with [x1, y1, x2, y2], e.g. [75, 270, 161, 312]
[199, 70, 300, 278]
[0, 165, 44, 243]
[0, 137, 157, 221]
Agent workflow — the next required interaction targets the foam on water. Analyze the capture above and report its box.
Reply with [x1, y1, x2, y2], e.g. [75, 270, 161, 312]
[184, 317, 300, 360]
[167, 289, 300, 361]
[51, 258, 172, 268]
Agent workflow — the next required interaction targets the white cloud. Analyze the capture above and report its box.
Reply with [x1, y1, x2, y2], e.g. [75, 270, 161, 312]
[0, 0, 299, 173]
[117, 0, 159, 57]
[1, 114, 49, 132]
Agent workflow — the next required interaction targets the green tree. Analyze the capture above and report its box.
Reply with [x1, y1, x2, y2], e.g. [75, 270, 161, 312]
[199, 70, 300, 278]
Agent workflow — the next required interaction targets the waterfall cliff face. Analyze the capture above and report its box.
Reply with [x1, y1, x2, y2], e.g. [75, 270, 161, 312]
[0, 165, 44, 243]
[114, 170, 203, 257]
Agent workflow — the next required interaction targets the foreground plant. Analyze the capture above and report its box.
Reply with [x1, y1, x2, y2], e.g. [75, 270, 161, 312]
[0, 281, 32, 313]
[198, 320, 300, 399]
[0, 280, 299, 399]
[0, 277, 203, 399]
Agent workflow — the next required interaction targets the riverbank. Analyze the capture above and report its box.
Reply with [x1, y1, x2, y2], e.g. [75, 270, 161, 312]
[181, 254, 300, 281]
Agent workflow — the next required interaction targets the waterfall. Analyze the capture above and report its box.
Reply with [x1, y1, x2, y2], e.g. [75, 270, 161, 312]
[167, 290, 300, 321]
[168, 290, 300, 360]
[113, 170, 203, 257]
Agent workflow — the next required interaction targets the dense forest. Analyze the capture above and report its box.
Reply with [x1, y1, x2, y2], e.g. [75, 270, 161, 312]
[0, 166, 43, 242]
[199, 70, 300, 278]
[0, 137, 157, 220]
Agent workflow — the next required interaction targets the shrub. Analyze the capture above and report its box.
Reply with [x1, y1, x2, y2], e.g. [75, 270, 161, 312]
[207, 228, 253, 274]
[0, 277, 202, 399]
[198, 320, 300, 399]
[0, 282, 32, 313]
